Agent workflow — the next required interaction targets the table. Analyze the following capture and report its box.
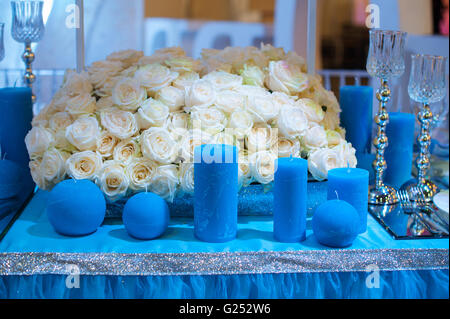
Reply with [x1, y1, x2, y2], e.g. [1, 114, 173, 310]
[0, 190, 448, 299]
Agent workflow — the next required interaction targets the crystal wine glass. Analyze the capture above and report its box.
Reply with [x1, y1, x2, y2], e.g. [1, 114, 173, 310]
[0, 23, 5, 62]
[366, 29, 407, 205]
[11, 0, 45, 103]
[405, 54, 448, 201]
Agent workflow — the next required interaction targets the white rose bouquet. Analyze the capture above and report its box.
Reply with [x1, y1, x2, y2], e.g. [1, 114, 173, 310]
[26, 44, 356, 201]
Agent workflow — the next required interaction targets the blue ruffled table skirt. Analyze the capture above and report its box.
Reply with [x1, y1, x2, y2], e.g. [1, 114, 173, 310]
[0, 190, 448, 299]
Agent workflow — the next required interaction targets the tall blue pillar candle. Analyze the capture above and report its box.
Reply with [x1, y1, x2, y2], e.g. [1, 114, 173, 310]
[339, 86, 373, 154]
[327, 167, 369, 234]
[384, 112, 415, 188]
[194, 144, 238, 243]
[274, 157, 308, 242]
[0, 88, 33, 169]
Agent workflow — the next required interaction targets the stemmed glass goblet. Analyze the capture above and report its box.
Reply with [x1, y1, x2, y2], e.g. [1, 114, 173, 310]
[405, 54, 448, 201]
[10, 0, 45, 103]
[366, 29, 407, 205]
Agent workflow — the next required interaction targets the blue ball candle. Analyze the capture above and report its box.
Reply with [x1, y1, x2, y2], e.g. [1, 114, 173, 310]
[47, 179, 106, 236]
[327, 167, 369, 234]
[313, 200, 360, 248]
[194, 144, 238, 243]
[273, 157, 308, 242]
[123, 192, 169, 240]
[384, 112, 415, 188]
[339, 86, 373, 154]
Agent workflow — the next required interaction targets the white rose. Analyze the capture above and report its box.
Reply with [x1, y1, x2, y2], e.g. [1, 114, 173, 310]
[276, 137, 301, 158]
[203, 71, 243, 90]
[277, 105, 308, 138]
[166, 112, 189, 141]
[308, 148, 341, 181]
[40, 148, 69, 186]
[173, 71, 200, 92]
[215, 90, 245, 114]
[113, 138, 140, 164]
[141, 127, 178, 164]
[25, 126, 54, 157]
[165, 56, 201, 73]
[97, 160, 129, 200]
[134, 63, 178, 94]
[228, 109, 253, 140]
[326, 130, 343, 148]
[107, 49, 143, 68]
[88, 60, 123, 89]
[212, 131, 242, 152]
[155, 86, 185, 112]
[238, 152, 253, 188]
[191, 106, 227, 135]
[96, 131, 119, 158]
[185, 79, 216, 111]
[100, 109, 138, 139]
[136, 98, 169, 129]
[320, 110, 340, 131]
[303, 124, 328, 151]
[271, 91, 297, 109]
[65, 116, 100, 151]
[29, 159, 47, 190]
[49, 112, 72, 132]
[179, 162, 194, 194]
[65, 93, 96, 116]
[95, 96, 114, 112]
[246, 127, 278, 153]
[296, 98, 325, 123]
[111, 77, 146, 112]
[247, 94, 279, 123]
[62, 70, 92, 96]
[239, 64, 265, 87]
[235, 85, 268, 99]
[179, 129, 212, 163]
[333, 141, 357, 168]
[249, 151, 277, 184]
[66, 150, 103, 180]
[150, 164, 179, 202]
[127, 158, 156, 191]
[266, 60, 308, 94]
[94, 76, 122, 97]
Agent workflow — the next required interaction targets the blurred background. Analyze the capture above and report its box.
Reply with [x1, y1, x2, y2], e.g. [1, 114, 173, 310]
[0, 0, 448, 143]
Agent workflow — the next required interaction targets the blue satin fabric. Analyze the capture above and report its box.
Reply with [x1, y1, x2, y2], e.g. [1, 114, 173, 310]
[1, 270, 448, 299]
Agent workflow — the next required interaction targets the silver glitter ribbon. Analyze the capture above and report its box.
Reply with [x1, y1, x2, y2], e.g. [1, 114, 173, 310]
[0, 248, 448, 276]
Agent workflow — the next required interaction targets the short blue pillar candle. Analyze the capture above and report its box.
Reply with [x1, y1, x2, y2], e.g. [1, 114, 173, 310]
[327, 167, 369, 234]
[384, 112, 415, 189]
[339, 86, 373, 154]
[194, 144, 238, 243]
[273, 157, 308, 242]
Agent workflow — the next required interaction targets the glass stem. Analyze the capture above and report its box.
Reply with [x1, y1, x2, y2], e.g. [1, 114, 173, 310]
[373, 78, 390, 190]
[416, 103, 433, 186]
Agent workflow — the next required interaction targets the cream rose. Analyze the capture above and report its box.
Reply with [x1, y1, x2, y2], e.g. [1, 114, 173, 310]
[228, 109, 253, 140]
[97, 161, 129, 200]
[239, 64, 265, 87]
[155, 86, 185, 112]
[238, 152, 253, 188]
[29, 159, 47, 190]
[65, 93, 96, 116]
[107, 49, 144, 68]
[95, 96, 114, 112]
[179, 163, 194, 194]
[333, 141, 357, 168]
[203, 71, 243, 90]
[127, 158, 156, 191]
[246, 127, 278, 153]
[249, 151, 277, 184]
[25, 126, 54, 157]
[88, 60, 123, 89]
[165, 56, 201, 73]
[173, 71, 200, 92]
[326, 130, 343, 148]
[134, 63, 178, 94]
[266, 60, 308, 95]
[62, 70, 92, 96]
[277, 105, 308, 138]
[215, 90, 245, 114]
[179, 129, 212, 163]
[113, 138, 140, 164]
[66, 150, 103, 180]
[302, 124, 328, 151]
[166, 112, 189, 141]
[247, 94, 279, 123]
[112, 77, 146, 111]
[40, 148, 69, 186]
[65, 116, 100, 151]
[308, 148, 341, 181]
[150, 164, 179, 202]
[276, 137, 301, 158]
[191, 106, 227, 135]
[100, 109, 138, 139]
[320, 110, 340, 131]
[185, 79, 216, 110]
[212, 131, 241, 152]
[136, 98, 169, 129]
[49, 112, 72, 133]
[96, 131, 119, 158]
[296, 98, 325, 123]
[141, 127, 178, 164]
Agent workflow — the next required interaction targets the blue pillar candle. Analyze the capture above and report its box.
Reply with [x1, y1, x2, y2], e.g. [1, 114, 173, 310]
[339, 86, 373, 154]
[0, 88, 33, 169]
[194, 144, 238, 243]
[327, 167, 369, 234]
[274, 157, 308, 242]
[384, 112, 415, 189]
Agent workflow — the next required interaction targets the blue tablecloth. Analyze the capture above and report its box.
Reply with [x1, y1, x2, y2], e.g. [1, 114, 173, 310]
[0, 190, 448, 299]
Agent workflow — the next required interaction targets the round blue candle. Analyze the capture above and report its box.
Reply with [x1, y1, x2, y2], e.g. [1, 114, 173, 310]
[384, 112, 415, 188]
[0, 88, 33, 169]
[339, 86, 373, 154]
[194, 144, 238, 243]
[273, 157, 308, 242]
[327, 167, 369, 234]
